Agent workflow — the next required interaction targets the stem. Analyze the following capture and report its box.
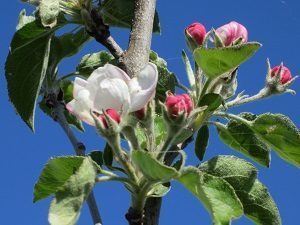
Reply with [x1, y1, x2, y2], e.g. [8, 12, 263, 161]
[226, 87, 271, 108]
[107, 135, 139, 183]
[52, 102, 103, 225]
[121, 0, 157, 77]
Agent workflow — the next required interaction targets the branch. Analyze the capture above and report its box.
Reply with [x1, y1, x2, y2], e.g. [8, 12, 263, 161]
[49, 94, 103, 225]
[121, 0, 157, 77]
[81, 7, 124, 59]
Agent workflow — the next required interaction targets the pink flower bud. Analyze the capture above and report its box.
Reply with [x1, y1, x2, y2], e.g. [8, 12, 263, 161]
[216, 21, 248, 46]
[165, 94, 193, 117]
[271, 65, 292, 85]
[99, 109, 121, 128]
[185, 22, 207, 46]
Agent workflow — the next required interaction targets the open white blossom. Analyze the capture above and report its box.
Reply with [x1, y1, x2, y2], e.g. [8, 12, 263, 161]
[66, 63, 158, 125]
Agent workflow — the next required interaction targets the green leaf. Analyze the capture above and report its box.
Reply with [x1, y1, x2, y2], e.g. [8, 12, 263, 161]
[5, 19, 65, 130]
[198, 93, 223, 111]
[48, 157, 98, 225]
[34, 156, 91, 202]
[181, 50, 195, 88]
[50, 28, 90, 75]
[132, 150, 179, 182]
[149, 182, 171, 197]
[89, 151, 104, 167]
[195, 125, 209, 161]
[250, 113, 300, 167]
[39, 0, 60, 28]
[103, 143, 113, 166]
[199, 156, 281, 225]
[100, 0, 161, 33]
[215, 113, 270, 167]
[194, 42, 261, 78]
[177, 167, 243, 225]
[76, 51, 114, 76]
[150, 51, 177, 101]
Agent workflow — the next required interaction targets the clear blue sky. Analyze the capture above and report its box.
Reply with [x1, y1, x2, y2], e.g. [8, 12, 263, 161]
[1, 0, 299, 224]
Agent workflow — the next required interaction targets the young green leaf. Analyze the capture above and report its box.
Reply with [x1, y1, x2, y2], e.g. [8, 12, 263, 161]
[34, 156, 95, 202]
[100, 0, 161, 33]
[195, 125, 209, 161]
[177, 167, 243, 225]
[194, 42, 261, 78]
[199, 156, 281, 225]
[48, 157, 98, 225]
[76, 51, 114, 77]
[198, 93, 223, 111]
[181, 50, 195, 89]
[251, 113, 300, 167]
[39, 0, 60, 28]
[132, 150, 179, 182]
[215, 113, 270, 167]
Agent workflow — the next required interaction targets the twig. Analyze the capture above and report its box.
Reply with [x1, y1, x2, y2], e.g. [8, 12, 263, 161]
[121, 0, 157, 77]
[50, 95, 103, 225]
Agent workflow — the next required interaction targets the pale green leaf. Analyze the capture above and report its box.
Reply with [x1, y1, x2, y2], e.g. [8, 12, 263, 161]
[48, 157, 98, 225]
[199, 156, 281, 225]
[194, 42, 261, 78]
[132, 150, 179, 182]
[215, 113, 270, 167]
[177, 167, 243, 225]
[40, 0, 60, 28]
[17, 9, 35, 30]
[251, 113, 300, 167]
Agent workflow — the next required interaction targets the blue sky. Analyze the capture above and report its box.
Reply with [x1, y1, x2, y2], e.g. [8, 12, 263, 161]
[1, 0, 299, 224]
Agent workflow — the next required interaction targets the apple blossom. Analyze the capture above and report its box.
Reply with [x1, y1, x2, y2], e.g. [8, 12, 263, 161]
[271, 65, 293, 85]
[66, 63, 158, 125]
[165, 94, 193, 118]
[216, 21, 248, 46]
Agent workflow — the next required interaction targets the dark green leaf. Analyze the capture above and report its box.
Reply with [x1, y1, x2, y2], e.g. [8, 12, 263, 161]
[89, 151, 104, 167]
[195, 125, 209, 161]
[132, 150, 179, 182]
[76, 51, 114, 76]
[199, 156, 281, 225]
[5, 19, 63, 130]
[103, 143, 113, 166]
[251, 113, 300, 167]
[48, 157, 98, 225]
[177, 167, 243, 225]
[194, 42, 261, 78]
[100, 0, 161, 33]
[215, 113, 270, 167]
[198, 93, 223, 111]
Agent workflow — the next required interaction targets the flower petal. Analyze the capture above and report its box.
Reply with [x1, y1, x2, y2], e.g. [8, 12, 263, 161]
[73, 77, 88, 98]
[129, 63, 158, 111]
[93, 78, 131, 112]
[66, 90, 95, 125]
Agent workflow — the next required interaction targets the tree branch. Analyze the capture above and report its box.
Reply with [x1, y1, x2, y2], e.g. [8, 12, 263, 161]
[121, 0, 157, 77]
[49, 94, 103, 225]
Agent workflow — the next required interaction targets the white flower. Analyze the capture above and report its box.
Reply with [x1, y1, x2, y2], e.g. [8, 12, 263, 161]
[66, 63, 158, 125]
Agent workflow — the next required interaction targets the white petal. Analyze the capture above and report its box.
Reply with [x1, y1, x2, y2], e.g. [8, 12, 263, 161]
[73, 77, 88, 98]
[129, 63, 158, 111]
[93, 78, 131, 112]
[66, 94, 95, 126]
[87, 64, 131, 102]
